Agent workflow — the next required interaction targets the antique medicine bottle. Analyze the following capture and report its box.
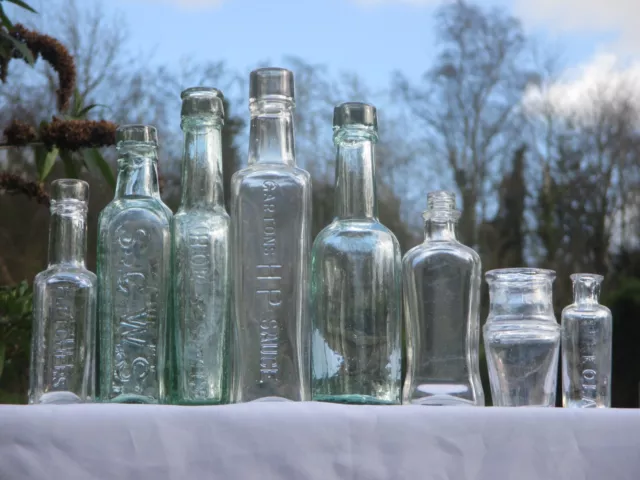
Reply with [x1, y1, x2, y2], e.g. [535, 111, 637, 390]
[402, 191, 484, 406]
[97, 125, 172, 404]
[30, 179, 96, 404]
[311, 102, 402, 405]
[561, 274, 612, 408]
[172, 87, 230, 405]
[230, 68, 312, 402]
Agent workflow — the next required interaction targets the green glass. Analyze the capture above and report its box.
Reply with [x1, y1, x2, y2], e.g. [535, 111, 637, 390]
[97, 125, 172, 404]
[310, 102, 402, 405]
[171, 88, 230, 405]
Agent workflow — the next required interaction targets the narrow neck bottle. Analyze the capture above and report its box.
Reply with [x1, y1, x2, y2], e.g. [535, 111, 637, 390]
[423, 191, 459, 242]
[248, 99, 296, 166]
[333, 127, 377, 220]
[114, 144, 161, 199]
[180, 118, 224, 209]
[572, 274, 602, 308]
[48, 181, 88, 267]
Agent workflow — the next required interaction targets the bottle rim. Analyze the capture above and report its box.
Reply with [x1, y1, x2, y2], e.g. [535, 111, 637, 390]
[485, 268, 556, 283]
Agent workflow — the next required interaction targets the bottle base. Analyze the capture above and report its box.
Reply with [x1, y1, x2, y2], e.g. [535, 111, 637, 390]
[407, 395, 479, 406]
[174, 398, 226, 406]
[34, 391, 83, 405]
[107, 394, 158, 404]
[314, 394, 397, 405]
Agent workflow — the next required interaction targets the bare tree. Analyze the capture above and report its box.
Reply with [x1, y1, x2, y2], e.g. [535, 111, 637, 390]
[394, 0, 534, 246]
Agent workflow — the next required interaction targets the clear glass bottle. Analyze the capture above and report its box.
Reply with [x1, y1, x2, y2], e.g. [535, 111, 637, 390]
[230, 68, 312, 402]
[30, 179, 96, 404]
[401, 191, 484, 406]
[561, 274, 612, 408]
[483, 268, 560, 407]
[172, 87, 230, 405]
[311, 102, 402, 405]
[97, 125, 172, 404]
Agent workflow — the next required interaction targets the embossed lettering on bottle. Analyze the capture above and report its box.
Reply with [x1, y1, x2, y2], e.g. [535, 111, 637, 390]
[51, 285, 75, 389]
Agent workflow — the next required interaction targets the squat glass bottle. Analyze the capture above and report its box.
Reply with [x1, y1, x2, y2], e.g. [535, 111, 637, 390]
[561, 274, 612, 408]
[172, 87, 230, 405]
[311, 102, 402, 405]
[402, 191, 484, 406]
[30, 179, 96, 404]
[97, 125, 172, 404]
[230, 68, 312, 402]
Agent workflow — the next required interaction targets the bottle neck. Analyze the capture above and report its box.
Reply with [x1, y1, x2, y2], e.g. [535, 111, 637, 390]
[334, 132, 377, 220]
[48, 201, 87, 267]
[180, 122, 224, 209]
[115, 145, 161, 199]
[248, 100, 296, 166]
[573, 279, 601, 306]
[425, 219, 457, 242]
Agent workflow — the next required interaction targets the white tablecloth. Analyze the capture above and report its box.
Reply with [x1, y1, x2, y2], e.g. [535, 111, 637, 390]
[0, 402, 639, 480]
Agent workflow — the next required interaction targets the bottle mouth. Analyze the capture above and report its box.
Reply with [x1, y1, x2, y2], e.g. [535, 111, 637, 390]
[422, 190, 461, 221]
[181, 87, 225, 119]
[50, 178, 89, 203]
[570, 273, 604, 284]
[485, 268, 556, 284]
[249, 67, 295, 104]
[116, 125, 158, 148]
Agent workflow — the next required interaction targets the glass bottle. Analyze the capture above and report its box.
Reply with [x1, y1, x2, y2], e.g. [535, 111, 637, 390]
[30, 179, 96, 404]
[311, 102, 402, 405]
[172, 87, 230, 405]
[401, 191, 484, 406]
[483, 268, 560, 407]
[561, 274, 612, 408]
[230, 68, 312, 402]
[97, 125, 172, 404]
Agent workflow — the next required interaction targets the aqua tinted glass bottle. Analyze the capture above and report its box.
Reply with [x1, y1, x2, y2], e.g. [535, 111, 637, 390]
[402, 191, 484, 406]
[561, 274, 612, 408]
[172, 88, 230, 405]
[230, 68, 312, 402]
[311, 102, 402, 405]
[30, 179, 96, 404]
[97, 125, 172, 404]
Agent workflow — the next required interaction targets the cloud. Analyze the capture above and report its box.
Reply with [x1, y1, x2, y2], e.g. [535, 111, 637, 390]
[524, 53, 640, 116]
[515, 0, 640, 54]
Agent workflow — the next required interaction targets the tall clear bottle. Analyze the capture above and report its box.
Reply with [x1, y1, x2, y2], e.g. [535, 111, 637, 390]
[172, 87, 230, 405]
[30, 179, 96, 404]
[402, 191, 484, 406]
[311, 102, 402, 405]
[561, 274, 612, 408]
[97, 125, 172, 404]
[230, 68, 312, 402]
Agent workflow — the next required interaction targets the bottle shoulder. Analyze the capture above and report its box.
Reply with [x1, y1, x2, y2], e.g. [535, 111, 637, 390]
[35, 266, 97, 289]
[313, 220, 400, 254]
[561, 303, 612, 322]
[99, 197, 172, 229]
[232, 163, 311, 186]
[403, 240, 480, 268]
[173, 207, 229, 223]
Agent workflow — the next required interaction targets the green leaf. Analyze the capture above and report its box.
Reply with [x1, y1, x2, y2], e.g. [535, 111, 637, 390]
[0, 343, 5, 380]
[72, 88, 83, 116]
[0, 7, 13, 29]
[60, 149, 78, 178]
[34, 144, 46, 176]
[83, 148, 115, 189]
[39, 147, 59, 181]
[5, 0, 37, 14]
[0, 30, 34, 65]
[75, 103, 106, 119]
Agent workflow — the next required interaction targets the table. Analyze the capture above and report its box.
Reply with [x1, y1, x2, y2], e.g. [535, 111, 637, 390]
[1, 403, 639, 480]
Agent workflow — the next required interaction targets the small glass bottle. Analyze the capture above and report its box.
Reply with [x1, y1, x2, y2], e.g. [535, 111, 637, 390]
[561, 274, 612, 408]
[230, 68, 312, 402]
[402, 191, 484, 406]
[30, 179, 96, 404]
[97, 125, 172, 404]
[483, 268, 560, 407]
[172, 87, 230, 405]
[311, 102, 402, 405]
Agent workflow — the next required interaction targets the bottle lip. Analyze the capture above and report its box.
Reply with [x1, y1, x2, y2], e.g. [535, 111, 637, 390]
[249, 67, 295, 103]
[50, 178, 89, 203]
[181, 87, 225, 119]
[116, 125, 158, 147]
[485, 268, 556, 283]
[571, 273, 604, 283]
[333, 102, 377, 129]
[423, 190, 461, 220]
